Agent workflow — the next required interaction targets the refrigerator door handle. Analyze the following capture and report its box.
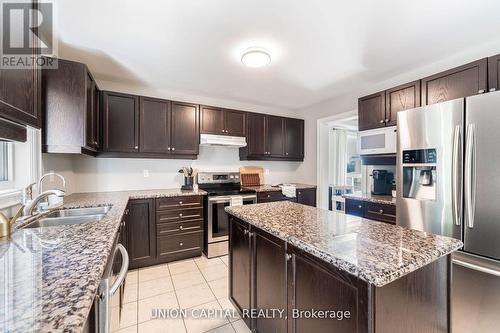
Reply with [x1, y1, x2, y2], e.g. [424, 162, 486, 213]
[465, 123, 477, 229]
[452, 125, 462, 226]
[453, 258, 500, 277]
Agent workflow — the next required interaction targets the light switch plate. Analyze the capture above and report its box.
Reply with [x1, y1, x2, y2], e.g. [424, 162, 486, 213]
[143, 170, 149, 178]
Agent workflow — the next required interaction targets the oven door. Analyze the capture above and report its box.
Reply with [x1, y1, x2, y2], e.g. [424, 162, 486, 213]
[207, 195, 256, 243]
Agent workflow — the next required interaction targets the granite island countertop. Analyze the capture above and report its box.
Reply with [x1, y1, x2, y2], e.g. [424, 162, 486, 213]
[0, 188, 206, 333]
[225, 201, 462, 287]
[343, 192, 396, 205]
[243, 183, 316, 192]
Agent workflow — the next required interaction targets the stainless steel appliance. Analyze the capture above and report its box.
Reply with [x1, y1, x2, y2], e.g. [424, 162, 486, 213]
[397, 92, 500, 333]
[199, 134, 247, 147]
[95, 239, 129, 333]
[198, 172, 257, 258]
[357, 126, 397, 155]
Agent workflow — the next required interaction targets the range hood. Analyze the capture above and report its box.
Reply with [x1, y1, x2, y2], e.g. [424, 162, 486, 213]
[200, 134, 247, 148]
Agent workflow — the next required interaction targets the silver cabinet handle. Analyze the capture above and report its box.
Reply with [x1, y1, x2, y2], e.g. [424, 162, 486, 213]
[134, 146, 138, 149]
[285, 253, 292, 261]
[452, 125, 462, 226]
[490, 88, 497, 92]
[465, 123, 476, 229]
[379, 120, 384, 123]
[179, 242, 183, 246]
[358, 205, 362, 209]
[179, 201, 183, 205]
[243, 229, 249, 235]
[453, 258, 500, 277]
[179, 225, 183, 230]
[109, 244, 129, 296]
[168, 147, 171, 151]
[172, 147, 176, 151]
[478, 89, 485, 94]
[378, 209, 384, 214]
[179, 213, 183, 217]
[385, 119, 389, 123]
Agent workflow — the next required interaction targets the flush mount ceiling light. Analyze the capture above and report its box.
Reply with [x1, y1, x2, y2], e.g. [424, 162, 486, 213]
[241, 47, 271, 68]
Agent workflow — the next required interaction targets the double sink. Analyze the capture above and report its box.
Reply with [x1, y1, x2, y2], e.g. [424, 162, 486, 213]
[23, 206, 112, 229]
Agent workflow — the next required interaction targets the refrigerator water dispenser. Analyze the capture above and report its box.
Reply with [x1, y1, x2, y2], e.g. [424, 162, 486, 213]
[401, 149, 437, 201]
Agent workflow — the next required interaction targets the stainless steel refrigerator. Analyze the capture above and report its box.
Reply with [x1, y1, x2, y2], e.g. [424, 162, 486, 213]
[397, 91, 500, 333]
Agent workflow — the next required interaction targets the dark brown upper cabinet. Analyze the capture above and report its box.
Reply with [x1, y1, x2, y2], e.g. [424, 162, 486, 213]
[200, 106, 246, 137]
[170, 101, 199, 155]
[241, 113, 304, 161]
[0, 0, 41, 129]
[488, 54, 500, 92]
[42, 58, 99, 155]
[139, 96, 170, 153]
[284, 118, 304, 159]
[102, 91, 140, 153]
[358, 91, 386, 131]
[421, 58, 487, 105]
[385, 80, 421, 127]
[266, 116, 285, 157]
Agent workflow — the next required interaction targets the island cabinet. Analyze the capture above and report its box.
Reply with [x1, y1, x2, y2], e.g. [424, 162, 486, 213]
[200, 105, 246, 137]
[228, 215, 452, 333]
[345, 198, 396, 224]
[101, 91, 199, 159]
[240, 113, 304, 161]
[257, 188, 317, 207]
[42, 58, 100, 155]
[125, 196, 203, 269]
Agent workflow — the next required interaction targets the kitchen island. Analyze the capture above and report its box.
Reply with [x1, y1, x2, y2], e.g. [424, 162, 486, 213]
[225, 201, 462, 333]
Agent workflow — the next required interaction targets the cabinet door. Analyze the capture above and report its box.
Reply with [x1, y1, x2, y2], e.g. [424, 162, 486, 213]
[93, 85, 101, 149]
[127, 199, 156, 269]
[102, 92, 139, 152]
[297, 188, 316, 207]
[85, 72, 97, 149]
[385, 80, 421, 127]
[488, 54, 500, 92]
[266, 115, 285, 157]
[284, 118, 304, 159]
[229, 218, 251, 322]
[253, 228, 287, 333]
[139, 97, 170, 153]
[246, 113, 266, 156]
[225, 109, 246, 137]
[170, 101, 199, 155]
[421, 58, 487, 105]
[345, 199, 364, 217]
[287, 246, 369, 333]
[358, 92, 386, 131]
[363, 202, 396, 224]
[200, 105, 224, 135]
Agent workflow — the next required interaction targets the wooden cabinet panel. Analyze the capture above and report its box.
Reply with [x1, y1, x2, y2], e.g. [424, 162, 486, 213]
[253, 228, 287, 333]
[85, 72, 96, 149]
[364, 202, 396, 224]
[345, 199, 364, 217]
[297, 188, 316, 207]
[266, 115, 285, 157]
[287, 245, 369, 332]
[385, 80, 421, 126]
[488, 54, 500, 92]
[156, 207, 203, 225]
[156, 195, 203, 210]
[170, 101, 199, 155]
[246, 113, 267, 156]
[156, 220, 202, 237]
[358, 91, 385, 131]
[200, 105, 224, 135]
[157, 231, 202, 262]
[257, 191, 295, 203]
[421, 58, 487, 105]
[102, 91, 139, 153]
[225, 109, 246, 137]
[229, 218, 252, 319]
[284, 118, 304, 159]
[127, 199, 156, 269]
[139, 97, 170, 153]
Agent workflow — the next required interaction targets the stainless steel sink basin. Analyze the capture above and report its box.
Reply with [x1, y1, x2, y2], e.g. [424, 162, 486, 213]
[45, 206, 111, 218]
[23, 214, 106, 228]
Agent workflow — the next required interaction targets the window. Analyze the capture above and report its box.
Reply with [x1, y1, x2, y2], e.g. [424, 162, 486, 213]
[0, 141, 13, 190]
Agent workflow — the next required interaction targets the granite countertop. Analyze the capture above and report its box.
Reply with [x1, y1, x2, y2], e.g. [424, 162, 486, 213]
[243, 183, 317, 192]
[0, 188, 206, 333]
[343, 192, 396, 206]
[225, 201, 462, 287]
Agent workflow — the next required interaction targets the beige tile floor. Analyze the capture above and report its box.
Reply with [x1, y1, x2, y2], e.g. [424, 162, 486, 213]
[113, 255, 251, 333]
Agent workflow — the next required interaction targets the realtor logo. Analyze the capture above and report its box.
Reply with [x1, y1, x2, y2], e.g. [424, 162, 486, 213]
[1, 1, 56, 68]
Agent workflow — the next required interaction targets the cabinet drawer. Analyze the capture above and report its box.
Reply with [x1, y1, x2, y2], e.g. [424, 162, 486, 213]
[345, 199, 364, 217]
[364, 202, 396, 224]
[157, 219, 202, 236]
[156, 196, 203, 210]
[157, 231, 202, 260]
[258, 191, 295, 203]
[156, 207, 203, 224]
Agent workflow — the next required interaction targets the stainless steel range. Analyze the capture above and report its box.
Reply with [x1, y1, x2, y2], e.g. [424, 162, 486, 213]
[198, 172, 257, 258]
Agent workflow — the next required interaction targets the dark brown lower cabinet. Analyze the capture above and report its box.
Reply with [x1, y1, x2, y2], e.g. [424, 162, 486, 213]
[345, 198, 396, 224]
[296, 188, 316, 207]
[228, 216, 452, 333]
[126, 199, 156, 269]
[257, 188, 317, 207]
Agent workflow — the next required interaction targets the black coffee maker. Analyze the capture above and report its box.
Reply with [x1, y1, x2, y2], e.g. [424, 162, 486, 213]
[371, 170, 394, 195]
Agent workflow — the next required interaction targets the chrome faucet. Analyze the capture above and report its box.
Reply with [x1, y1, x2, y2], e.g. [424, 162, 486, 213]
[23, 189, 65, 216]
[38, 172, 66, 194]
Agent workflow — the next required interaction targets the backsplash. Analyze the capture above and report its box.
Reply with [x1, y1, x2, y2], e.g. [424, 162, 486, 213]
[42, 146, 304, 194]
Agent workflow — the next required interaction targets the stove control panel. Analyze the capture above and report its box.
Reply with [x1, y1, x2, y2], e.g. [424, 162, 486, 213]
[197, 172, 240, 184]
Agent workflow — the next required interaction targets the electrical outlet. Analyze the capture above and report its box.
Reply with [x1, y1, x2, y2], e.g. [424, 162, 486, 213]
[143, 170, 149, 178]
[265, 169, 270, 175]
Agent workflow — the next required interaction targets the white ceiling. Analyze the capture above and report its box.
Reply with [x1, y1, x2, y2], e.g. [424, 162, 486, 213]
[54, 0, 500, 111]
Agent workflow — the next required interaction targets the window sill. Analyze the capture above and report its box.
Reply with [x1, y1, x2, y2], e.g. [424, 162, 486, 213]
[0, 189, 22, 210]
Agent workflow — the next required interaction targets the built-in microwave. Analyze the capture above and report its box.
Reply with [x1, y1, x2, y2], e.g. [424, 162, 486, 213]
[357, 126, 397, 155]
